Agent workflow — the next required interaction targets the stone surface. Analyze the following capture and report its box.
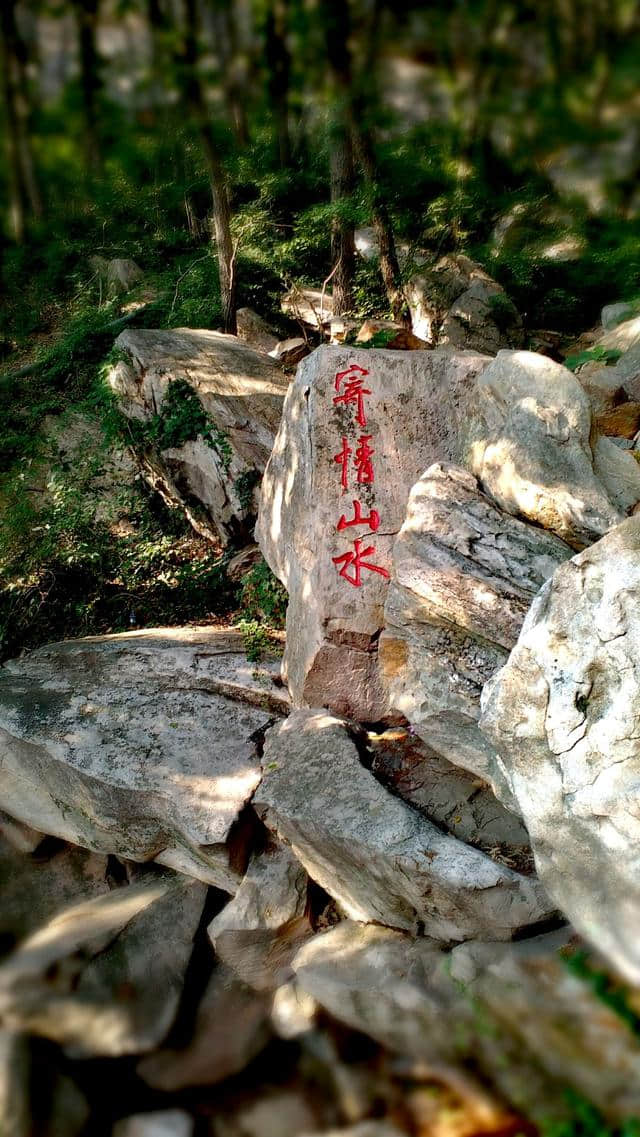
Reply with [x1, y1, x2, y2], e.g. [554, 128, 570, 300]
[113, 1111, 194, 1137]
[222, 1092, 321, 1137]
[0, 629, 278, 889]
[438, 278, 523, 356]
[597, 314, 640, 353]
[0, 834, 111, 954]
[209, 843, 311, 991]
[256, 345, 490, 720]
[380, 464, 571, 786]
[0, 809, 44, 854]
[576, 363, 628, 414]
[108, 328, 288, 544]
[0, 1031, 30, 1137]
[601, 301, 640, 330]
[0, 871, 206, 1057]
[236, 307, 279, 354]
[269, 338, 310, 369]
[597, 401, 640, 438]
[592, 435, 640, 513]
[462, 349, 622, 547]
[480, 514, 640, 984]
[256, 711, 554, 941]
[292, 922, 640, 1121]
[282, 288, 333, 329]
[368, 729, 534, 873]
[137, 964, 271, 1090]
[301, 1126, 405, 1137]
[90, 256, 143, 295]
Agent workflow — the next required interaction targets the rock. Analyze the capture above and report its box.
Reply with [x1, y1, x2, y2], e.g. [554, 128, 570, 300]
[462, 350, 622, 547]
[379, 464, 572, 787]
[256, 345, 490, 720]
[597, 314, 640, 353]
[292, 922, 640, 1121]
[269, 338, 310, 369]
[0, 629, 280, 890]
[596, 401, 640, 438]
[270, 981, 317, 1038]
[354, 227, 379, 261]
[47, 1073, 90, 1137]
[282, 288, 333, 329]
[113, 1111, 194, 1137]
[108, 328, 288, 545]
[209, 843, 311, 991]
[236, 307, 279, 354]
[329, 317, 360, 344]
[527, 329, 564, 359]
[438, 278, 523, 356]
[575, 364, 628, 415]
[224, 1092, 321, 1137]
[355, 321, 430, 351]
[368, 729, 534, 873]
[0, 834, 112, 955]
[137, 964, 271, 1090]
[0, 1031, 30, 1137]
[480, 514, 640, 984]
[0, 872, 206, 1057]
[616, 344, 640, 400]
[592, 435, 640, 513]
[301, 1126, 405, 1137]
[256, 711, 554, 941]
[601, 301, 640, 330]
[0, 810, 44, 854]
[90, 256, 143, 295]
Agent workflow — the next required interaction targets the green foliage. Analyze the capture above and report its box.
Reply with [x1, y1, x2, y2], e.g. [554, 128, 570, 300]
[237, 618, 273, 663]
[562, 950, 640, 1036]
[239, 557, 288, 628]
[564, 347, 623, 372]
[234, 468, 262, 515]
[541, 1092, 640, 1137]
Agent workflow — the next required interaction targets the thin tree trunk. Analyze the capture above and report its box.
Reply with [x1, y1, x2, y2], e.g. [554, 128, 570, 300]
[329, 132, 355, 315]
[182, 0, 237, 333]
[72, 0, 103, 173]
[0, 0, 41, 241]
[212, 0, 249, 149]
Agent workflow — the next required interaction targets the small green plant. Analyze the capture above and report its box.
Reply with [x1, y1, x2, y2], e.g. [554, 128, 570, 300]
[562, 949, 640, 1036]
[541, 1091, 640, 1137]
[564, 346, 623, 372]
[237, 617, 272, 663]
[234, 468, 261, 514]
[149, 378, 232, 470]
[239, 557, 287, 627]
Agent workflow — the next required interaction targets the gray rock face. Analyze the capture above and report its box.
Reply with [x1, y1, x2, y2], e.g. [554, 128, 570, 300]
[0, 630, 280, 889]
[209, 844, 311, 991]
[462, 350, 622, 547]
[601, 301, 640, 331]
[137, 964, 271, 1090]
[108, 328, 288, 544]
[292, 922, 640, 1121]
[236, 307, 279, 354]
[380, 464, 572, 787]
[0, 1031, 30, 1137]
[592, 434, 640, 513]
[90, 256, 143, 295]
[480, 514, 640, 984]
[0, 872, 206, 1057]
[256, 345, 490, 720]
[438, 277, 523, 356]
[256, 711, 554, 942]
[114, 1112, 194, 1137]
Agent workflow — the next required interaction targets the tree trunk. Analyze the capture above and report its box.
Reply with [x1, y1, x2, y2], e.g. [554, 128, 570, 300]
[329, 131, 355, 315]
[72, 0, 103, 173]
[212, 0, 249, 149]
[265, 0, 291, 168]
[0, 0, 42, 241]
[182, 0, 237, 333]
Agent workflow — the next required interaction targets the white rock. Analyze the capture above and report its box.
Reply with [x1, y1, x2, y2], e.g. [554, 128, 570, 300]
[462, 350, 622, 547]
[256, 345, 490, 720]
[0, 630, 278, 889]
[113, 1111, 194, 1137]
[480, 514, 640, 983]
[597, 314, 640, 353]
[108, 328, 288, 544]
[236, 307, 279, 354]
[256, 711, 555, 941]
[380, 463, 572, 787]
[0, 872, 206, 1056]
[281, 288, 334, 328]
[592, 435, 640, 513]
[601, 301, 639, 331]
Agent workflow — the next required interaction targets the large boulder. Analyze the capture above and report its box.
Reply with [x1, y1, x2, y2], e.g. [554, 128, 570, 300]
[292, 922, 640, 1121]
[256, 345, 490, 720]
[0, 871, 206, 1057]
[0, 629, 284, 889]
[480, 514, 640, 984]
[462, 350, 624, 547]
[255, 711, 554, 942]
[108, 328, 289, 544]
[380, 464, 572, 788]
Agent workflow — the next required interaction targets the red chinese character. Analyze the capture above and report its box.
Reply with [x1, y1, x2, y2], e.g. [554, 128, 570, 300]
[337, 499, 380, 533]
[354, 434, 375, 483]
[333, 364, 372, 427]
[333, 436, 352, 490]
[332, 538, 390, 587]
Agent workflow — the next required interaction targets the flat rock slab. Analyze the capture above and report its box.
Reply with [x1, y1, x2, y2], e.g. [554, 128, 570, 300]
[380, 464, 571, 788]
[292, 922, 640, 1121]
[256, 711, 555, 942]
[0, 629, 279, 888]
[257, 345, 490, 721]
[0, 871, 206, 1057]
[480, 514, 640, 984]
[109, 328, 289, 544]
[462, 350, 623, 547]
